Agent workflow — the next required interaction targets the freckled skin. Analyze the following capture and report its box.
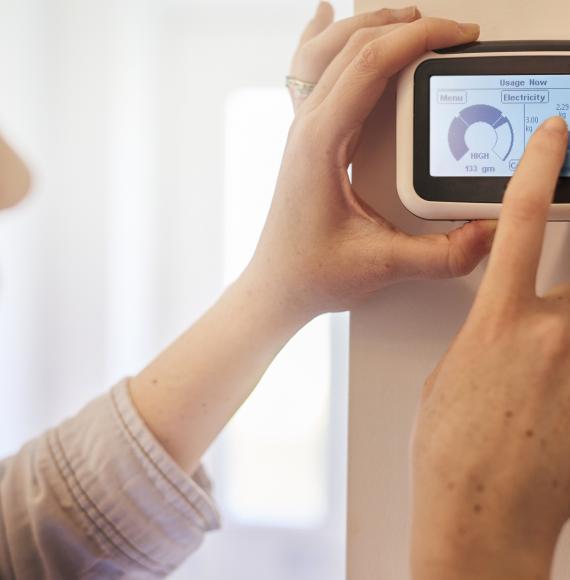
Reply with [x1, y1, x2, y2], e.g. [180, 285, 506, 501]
[411, 117, 570, 580]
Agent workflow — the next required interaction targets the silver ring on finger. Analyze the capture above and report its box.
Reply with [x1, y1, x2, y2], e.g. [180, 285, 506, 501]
[286, 76, 317, 99]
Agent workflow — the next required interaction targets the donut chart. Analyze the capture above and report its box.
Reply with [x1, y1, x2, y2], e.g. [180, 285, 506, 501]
[448, 104, 514, 162]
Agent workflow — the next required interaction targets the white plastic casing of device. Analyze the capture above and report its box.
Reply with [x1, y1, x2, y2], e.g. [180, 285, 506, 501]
[396, 50, 570, 221]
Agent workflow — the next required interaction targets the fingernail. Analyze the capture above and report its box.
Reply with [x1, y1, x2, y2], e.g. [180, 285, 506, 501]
[388, 5, 418, 17]
[458, 22, 480, 35]
[542, 116, 568, 135]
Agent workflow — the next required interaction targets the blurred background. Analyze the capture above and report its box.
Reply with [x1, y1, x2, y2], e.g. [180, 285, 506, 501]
[0, 0, 351, 578]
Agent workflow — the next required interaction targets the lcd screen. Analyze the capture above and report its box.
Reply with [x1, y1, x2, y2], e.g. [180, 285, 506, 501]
[429, 74, 570, 177]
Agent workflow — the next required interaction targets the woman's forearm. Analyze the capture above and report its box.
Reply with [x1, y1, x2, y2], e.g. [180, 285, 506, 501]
[130, 16, 490, 479]
[129, 265, 312, 475]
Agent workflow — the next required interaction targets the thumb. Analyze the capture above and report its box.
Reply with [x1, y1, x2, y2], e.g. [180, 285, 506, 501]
[390, 220, 497, 280]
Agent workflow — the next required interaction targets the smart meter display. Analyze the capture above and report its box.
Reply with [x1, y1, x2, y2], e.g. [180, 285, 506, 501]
[429, 74, 570, 177]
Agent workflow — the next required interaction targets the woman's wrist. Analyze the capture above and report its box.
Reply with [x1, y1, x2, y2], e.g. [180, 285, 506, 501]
[238, 258, 321, 331]
[130, 260, 317, 475]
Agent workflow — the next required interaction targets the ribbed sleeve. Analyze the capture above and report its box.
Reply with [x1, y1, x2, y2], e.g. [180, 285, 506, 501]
[0, 380, 220, 579]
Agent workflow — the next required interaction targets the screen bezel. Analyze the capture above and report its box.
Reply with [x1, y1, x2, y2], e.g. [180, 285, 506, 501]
[414, 56, 570, 203]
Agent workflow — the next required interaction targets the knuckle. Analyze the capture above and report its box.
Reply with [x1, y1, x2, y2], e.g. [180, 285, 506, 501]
[445, 233, 481, 278]
[353, 40, 381, 74]
[466, 307, 517, 346]
[447, 245, 473, 277]
[407, 17, 432, 53]
[353, 9, 390, 30]
[417, 16, 436, 35]
[420, 16, 446, 27]
[532, 314, 570, 361]
[297, 42, 312, 59]
[368, 7, 391, 23]
[375, 7, 391, 17]
[348, 27, 376, 51]
[419, 15, 449, 29]
[413, 17, 453, 51]
[297, 41, 319, 65]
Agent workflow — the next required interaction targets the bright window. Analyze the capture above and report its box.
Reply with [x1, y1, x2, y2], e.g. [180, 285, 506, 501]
[223, 88, 331, 528]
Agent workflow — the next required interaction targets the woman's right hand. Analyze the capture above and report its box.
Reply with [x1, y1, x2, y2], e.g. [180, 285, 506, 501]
[411, 116, 570, 580]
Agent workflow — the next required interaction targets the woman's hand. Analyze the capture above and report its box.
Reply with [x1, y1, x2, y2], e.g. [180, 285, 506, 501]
[248, 16, 492, 321]
[288, 3, 421, 113]
[411, 116, 570, 580]
[131, 15, 490, 477]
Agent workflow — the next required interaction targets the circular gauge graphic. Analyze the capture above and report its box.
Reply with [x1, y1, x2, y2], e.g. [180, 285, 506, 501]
[448, 104, 514, 162]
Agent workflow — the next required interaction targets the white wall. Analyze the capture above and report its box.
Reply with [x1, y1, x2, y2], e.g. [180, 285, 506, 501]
[348, 1, 570, 579]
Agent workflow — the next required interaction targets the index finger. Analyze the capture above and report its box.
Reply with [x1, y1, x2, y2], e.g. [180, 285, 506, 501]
[304, 5, 419, 66]
[480, 116, 568, 303]
[317, 17, 480, 143]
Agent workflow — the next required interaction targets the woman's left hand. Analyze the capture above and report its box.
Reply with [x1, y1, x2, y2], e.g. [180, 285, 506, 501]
[248, 17, 493, 321]
[131, 15, 493, 478]
[288, 3, 421, 113]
